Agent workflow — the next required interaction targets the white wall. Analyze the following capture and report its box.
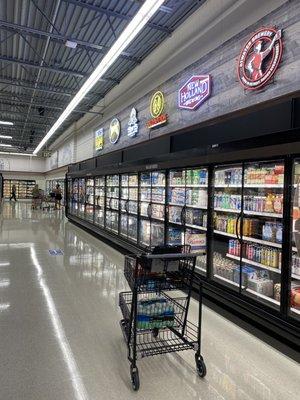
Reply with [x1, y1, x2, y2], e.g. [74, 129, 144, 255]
[0, 154, 45, 173]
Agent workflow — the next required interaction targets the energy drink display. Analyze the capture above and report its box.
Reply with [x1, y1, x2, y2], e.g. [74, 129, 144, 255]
[167, 167, 208, 272]
[95, 176, 105, 227]
[213, 161, 284, 308]
[105, 174, 119, 233]
[120, 173, 138, 242]
[139, 170, 166, 249]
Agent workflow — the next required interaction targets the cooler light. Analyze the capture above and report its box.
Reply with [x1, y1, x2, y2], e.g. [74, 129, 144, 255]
[0, 135, 12, 139]
[33, 0, 165, 155]
[0, 121, 13, 126]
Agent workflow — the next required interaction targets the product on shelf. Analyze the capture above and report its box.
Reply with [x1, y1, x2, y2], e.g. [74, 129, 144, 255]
[274, 283, 281, 302]
[291, 283, 300, 309]
[214, 168, 242, 186]
[168, 227, 182, 245]
[244, 193, 283, 214]
[185, 230, 206, 251]
[168, 187, 185, 204]
[213, 253, 238, 281]
[244, 165, 284, 185]
[214, 192, 241, 210]
[248, 278, 274, 297]
[292, 254, 300, 277]
[228, 239, 281, 269]
[262, 222, 282, 243]
[137, 297, 175, 329]
[186, 169, 208, 185]
[186, 188, 207, 208]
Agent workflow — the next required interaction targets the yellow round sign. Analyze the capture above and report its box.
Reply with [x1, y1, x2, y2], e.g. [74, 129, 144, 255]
[109, 118, 120, 144]
[150, 91, 164, 118]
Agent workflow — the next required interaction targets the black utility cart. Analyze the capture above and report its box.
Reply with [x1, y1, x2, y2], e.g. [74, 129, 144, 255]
[119, 245, 206, 391]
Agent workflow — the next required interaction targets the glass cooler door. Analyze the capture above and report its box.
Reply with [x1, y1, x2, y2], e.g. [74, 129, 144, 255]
[85, 178, 95, 223]
[95, 177, 105, 227]
[128, 173, 138, 242]
[72, 179, 79, 215]
[139, 171, 166, 249]
[78, 178, 86, 219]
[290, 159, 300, 319]
[212, 164, 243, 291]
[167, 167, 208, 273]
[105, 174, 119, 234]
[241, 160, 284, 309]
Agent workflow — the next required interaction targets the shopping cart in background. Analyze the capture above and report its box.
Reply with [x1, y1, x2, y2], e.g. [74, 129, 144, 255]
[119, 245, 206, 391]
[31, 189, 44, 210]
[42, 191, 56, 211]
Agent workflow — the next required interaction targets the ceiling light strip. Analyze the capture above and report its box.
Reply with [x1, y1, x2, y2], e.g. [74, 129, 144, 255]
[33, 0, 165, 155]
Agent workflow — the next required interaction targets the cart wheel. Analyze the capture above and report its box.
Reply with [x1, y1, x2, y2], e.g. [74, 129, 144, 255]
[130, 365, 140, 391]
[195, 354, 207, 378]
[152, 328, 159, 338]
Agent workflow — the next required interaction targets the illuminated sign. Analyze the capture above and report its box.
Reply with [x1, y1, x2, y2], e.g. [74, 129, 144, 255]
[237, 27, 283, 90]
[109, 118, 120, 144]
[127, 108, 139, 137]
[178, 75, 211, 110]
[147, 91, 168, 129]
[95, 128, 104, 151]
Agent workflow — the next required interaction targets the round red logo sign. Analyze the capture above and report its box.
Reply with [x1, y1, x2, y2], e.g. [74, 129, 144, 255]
[237, 27, 283, 90]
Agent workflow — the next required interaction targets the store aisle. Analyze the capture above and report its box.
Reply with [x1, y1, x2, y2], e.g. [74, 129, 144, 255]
[0, 202, 299, 400]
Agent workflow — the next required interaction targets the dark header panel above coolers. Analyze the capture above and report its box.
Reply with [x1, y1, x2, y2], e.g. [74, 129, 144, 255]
[68, 98, 299, 177]
[171, 100, 293, 153]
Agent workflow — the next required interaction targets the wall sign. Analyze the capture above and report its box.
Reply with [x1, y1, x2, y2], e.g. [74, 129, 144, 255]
[95, 128, 104, 151]
[109, 118, 121, 144]
[147, 91, 168, 129]
[127, 108, 139, 137]
[237, 27, 283, 90]
[178, 75, 211, 110]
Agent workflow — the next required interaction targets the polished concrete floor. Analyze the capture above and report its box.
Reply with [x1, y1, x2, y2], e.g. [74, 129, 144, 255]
[0, 201, 299, 400]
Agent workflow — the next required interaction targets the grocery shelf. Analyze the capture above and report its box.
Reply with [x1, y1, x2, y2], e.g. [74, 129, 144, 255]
[214, 230, 282, 248]
[195, 265, 206, 273]
[292, 246, 298, 252]
[214, 230, 236, 238]
[186, 204, 207, 209]
[226, 253, 281, 274]
[151, 200, 165, 205]
[168, 202, 185, 207]
[169, 184, 207, 188]
[291, 307, 300, 315]
[244, 183, 283, 188]
[242, 236, 282, 248]
[214, 184, 241, 188]
[214, 274, 240, 287]
[291, 273, 300, 280]
[185, 224, 207, 230]
[214, 207, 240, 214]
[245, 288, 280, 305]
[243, 210, 282, 218]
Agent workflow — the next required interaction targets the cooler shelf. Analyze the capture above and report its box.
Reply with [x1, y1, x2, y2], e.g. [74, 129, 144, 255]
[226, 254, 281, 274]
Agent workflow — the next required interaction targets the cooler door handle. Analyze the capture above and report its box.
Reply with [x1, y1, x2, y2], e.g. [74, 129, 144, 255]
[236, 213, 242, 243]
[181, 206, 186, 225]
[147, 203, 152, 218]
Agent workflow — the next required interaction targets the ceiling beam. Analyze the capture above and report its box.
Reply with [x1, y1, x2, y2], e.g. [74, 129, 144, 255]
[0, 55, 119, 82]
[0, 55, 85, 78]
[0, 107, 55, 120]
[62, 0, 172, 34]
[0, 20, 140, 63]
[0, 95, 103, 115]
[0, 78, 102, 99]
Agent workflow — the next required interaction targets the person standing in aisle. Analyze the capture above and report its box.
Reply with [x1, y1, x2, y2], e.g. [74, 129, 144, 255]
[54, 183, 62, 209]
[10, 183, 17, 201]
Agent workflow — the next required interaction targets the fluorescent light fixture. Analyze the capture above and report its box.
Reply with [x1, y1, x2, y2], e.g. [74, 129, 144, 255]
[0, 135, 12, 139]
[0, 121, 13, 126]
[0, 143, 12, 147]
[33, 0, 165, 155]
[0, 151, 37, 156]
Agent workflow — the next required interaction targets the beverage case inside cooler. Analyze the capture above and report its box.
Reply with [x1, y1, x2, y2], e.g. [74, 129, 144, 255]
[66, 157, 300, 355]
